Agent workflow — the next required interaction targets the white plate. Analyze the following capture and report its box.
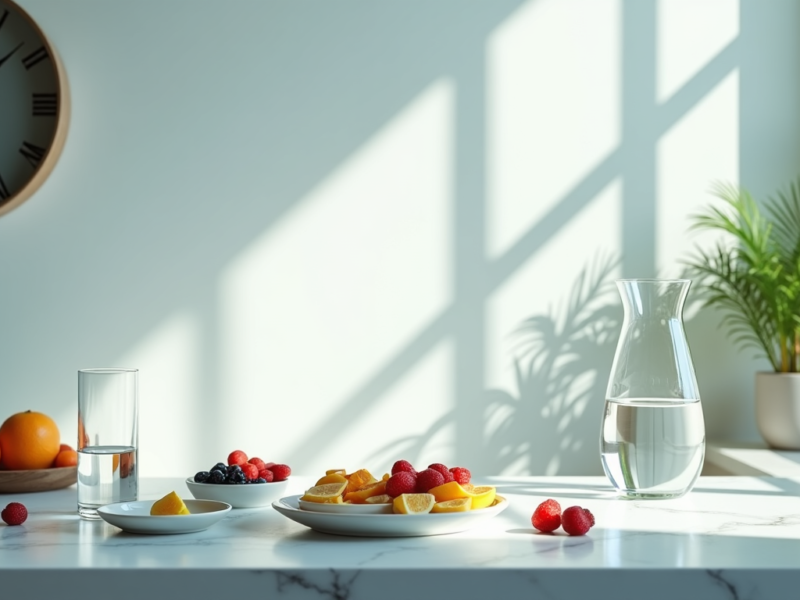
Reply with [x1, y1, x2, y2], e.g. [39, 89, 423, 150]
[97, 499, 231, 534]
[298, 499, 392, 514]
[185, 477, 290, 508]
[273, 494, 509, 537]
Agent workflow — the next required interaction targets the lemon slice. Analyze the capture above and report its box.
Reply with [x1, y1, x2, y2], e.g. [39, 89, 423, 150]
[300, 481, 347, 503]
[315, 473, 348, 486]
[468, 486, 496, 510]
[392, 493, 435, 515]
[150, 491, 190, 516]
[428, 481, 471, 502]
[365, 494, 392, 504]
[431, 497, 472, 513]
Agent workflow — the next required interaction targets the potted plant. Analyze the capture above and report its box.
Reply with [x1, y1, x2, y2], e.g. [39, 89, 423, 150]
[684, 179, 800, 449]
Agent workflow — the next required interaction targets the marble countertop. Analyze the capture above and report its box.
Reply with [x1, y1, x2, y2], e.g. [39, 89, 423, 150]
[2, 475, 800, 599]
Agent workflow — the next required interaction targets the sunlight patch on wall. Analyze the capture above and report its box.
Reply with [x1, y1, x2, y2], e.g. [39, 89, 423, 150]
[656, 69, 739, 281]
[486, 0, 621, 259]
[219, 80, 453, 467]
[656, 0, 739, 104]
[115, 312, 199, 477]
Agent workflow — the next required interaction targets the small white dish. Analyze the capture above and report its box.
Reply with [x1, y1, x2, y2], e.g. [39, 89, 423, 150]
[273, 494, 509, 537]
[97, 499, 231, 534]
[298, 499, 392, 514]
[185, 477, 290, 508]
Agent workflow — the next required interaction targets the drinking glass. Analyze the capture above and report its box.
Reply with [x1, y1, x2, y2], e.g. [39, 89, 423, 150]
[600, 279, 705, 499]
[77, 368, 138, 519]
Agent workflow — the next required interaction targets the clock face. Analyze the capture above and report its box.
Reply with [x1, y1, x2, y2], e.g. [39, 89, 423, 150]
[0, 1, 67, 216]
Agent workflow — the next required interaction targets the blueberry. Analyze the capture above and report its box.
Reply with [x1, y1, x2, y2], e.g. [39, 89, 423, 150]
[210, 463, 227, 474]
[227, 470, 246, 484]
[226, 464, 242, 475]
[208, 470, 226, 484]
[194, 471, 210, 483]
[254, 477, 267, 484]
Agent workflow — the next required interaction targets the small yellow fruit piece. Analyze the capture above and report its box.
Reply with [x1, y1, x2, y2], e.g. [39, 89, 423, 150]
[428, 481, 471, 503]
[150, 491, 190, 516]
[300, 481, 348, 503]
[344, 480, 388, 504]
[315, 473, 348, 486]
[431, 497, 472, 513]
[392, 493, 435, 515]
[468, 486, 496, 510]
[325, 468, 347, 476]
[365, 494, 392, 504]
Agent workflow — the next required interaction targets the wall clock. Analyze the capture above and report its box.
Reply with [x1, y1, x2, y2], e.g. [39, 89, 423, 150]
[0, 0, 69, 218]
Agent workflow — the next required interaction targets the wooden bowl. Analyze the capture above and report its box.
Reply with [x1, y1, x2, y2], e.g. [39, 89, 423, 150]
[0, 466, 77, 493]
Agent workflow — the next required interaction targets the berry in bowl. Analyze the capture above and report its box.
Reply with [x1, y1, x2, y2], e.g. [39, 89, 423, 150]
[185, 450, 291, 509]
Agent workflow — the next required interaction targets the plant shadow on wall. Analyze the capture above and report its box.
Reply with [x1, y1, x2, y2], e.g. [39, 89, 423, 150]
[373, 255, 621, 475]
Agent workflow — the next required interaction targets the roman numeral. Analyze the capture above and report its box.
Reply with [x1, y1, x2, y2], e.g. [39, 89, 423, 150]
[32, 93, 57, 116]
[0, 173, 9, 201]
[22, 46, 48, 70]
[19, 141, 46, 169]
[0, 10, 8, 31]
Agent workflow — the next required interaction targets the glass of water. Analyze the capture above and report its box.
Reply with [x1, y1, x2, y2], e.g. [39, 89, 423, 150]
[77, 368, 139, 519]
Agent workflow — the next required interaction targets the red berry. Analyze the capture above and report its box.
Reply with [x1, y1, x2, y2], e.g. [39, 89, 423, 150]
[258, 468, 274, 482]
[269, 464, 291, 481]
[248, 457, 266, 471]
[427, 463, 450, 478]
[531, 499, 561, 533]
[561, 506, 594, 536]
[391, 460, 416, 475]
[240, 462, 259, 481]
[263, 462, 276, 469]
[415, 468, 445, 493]
[385, 471, 417, 497]
[227, 450, 248, 466]
[449, 467, 471, 485]
[1, 502, 27, 526]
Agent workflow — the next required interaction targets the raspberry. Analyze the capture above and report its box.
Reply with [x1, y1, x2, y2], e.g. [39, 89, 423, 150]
[385, 471, 417, 497]
[391, 460, 416, 475]
[1, 502, 27, 526]
[561, 506, 594, 536]
[240, 462, 259, 481]
[227, 450, 248, 466]
[248, 457, 266, 471]
[415, 468, 445, 493]
[427, 463, 450, 478]
[449, 467, 471, 485]
[258, 468, 274, 482]
[531, 498, 561, 533]
[269, 464, 291, 481]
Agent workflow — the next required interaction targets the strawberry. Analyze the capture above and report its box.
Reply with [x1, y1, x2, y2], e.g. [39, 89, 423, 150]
[1, 502, 27, 526]
[385, 471, 417, 497]
[531, 499, 561, 533]
[415, 468, 445, 493]
[227, 450, 248, 466]
[449, 467, 471, 485]
[258, 468, 274, 482]
[248, 457, 266, 471]
[391, 460, 416, 475]
[561, 506, 595, 536]
[269, 464, 291, 481]
[240, 462, 259, 481]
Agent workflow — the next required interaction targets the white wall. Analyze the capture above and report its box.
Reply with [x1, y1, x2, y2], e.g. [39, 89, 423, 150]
[2, 0, 798, 477]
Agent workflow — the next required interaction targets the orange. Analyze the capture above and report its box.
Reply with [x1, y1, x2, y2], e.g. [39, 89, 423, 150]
[150, 491, 190, 516]
[300, 482, 348, 503]
[392, 493, 435, 514]
[54, 449, 78, 468]
[428, 481, 471, 502]
[315, 473, 348, 486]
[428, 481, 496, 509]
[343, 480, 387, 504]
[0, 410, 60, 470]
[59, 443, 74, 453]
[345, 468, 378, 494]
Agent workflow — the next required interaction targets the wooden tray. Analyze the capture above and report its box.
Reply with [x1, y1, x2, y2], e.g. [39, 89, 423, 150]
[0, 466, 77, 493]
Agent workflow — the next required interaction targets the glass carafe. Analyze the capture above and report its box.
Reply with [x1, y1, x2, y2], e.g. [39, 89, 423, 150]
[600, 279, 705, 498]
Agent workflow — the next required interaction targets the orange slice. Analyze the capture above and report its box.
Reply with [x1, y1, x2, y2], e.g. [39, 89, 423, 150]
[325, 468, 347, 476]
[150, 491, 190, 516]
[345, 468, 378, 494]
[392, 493, 435, 515]
[315, 473, 348, 486]
[428, 481, 471, 502]
[300, 481, 347, 503]
[431, 497, 472, 513]
[365, 494, 392, 504]
[344, 480, 387, 504]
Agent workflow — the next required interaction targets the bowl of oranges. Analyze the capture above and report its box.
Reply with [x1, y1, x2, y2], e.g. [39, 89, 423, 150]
[0, 410, 78, 493]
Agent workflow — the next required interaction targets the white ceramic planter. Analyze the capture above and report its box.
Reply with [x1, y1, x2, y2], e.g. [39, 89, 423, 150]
[755, 372, 800, 450]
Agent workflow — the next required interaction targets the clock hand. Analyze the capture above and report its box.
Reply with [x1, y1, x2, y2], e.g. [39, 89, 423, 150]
[0, 41, 23, 69]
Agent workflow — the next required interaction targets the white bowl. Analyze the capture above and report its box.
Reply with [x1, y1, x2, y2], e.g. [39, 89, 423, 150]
[98, 499, 231, 535]
[185, 477, 290, 508]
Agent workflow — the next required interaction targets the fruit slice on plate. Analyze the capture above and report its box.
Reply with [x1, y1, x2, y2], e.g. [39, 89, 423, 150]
[468, 486, 497, 510]
[300, 481, 347, 504]
[150, 491, 191, 515]
[431, 497, 472, 513]
[315, 473, 348, 486]
[365, 494, 392, 504]
[393, 493, 435, 515]
[428, 481, 496, 509]
[344, 480, 387, 504]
